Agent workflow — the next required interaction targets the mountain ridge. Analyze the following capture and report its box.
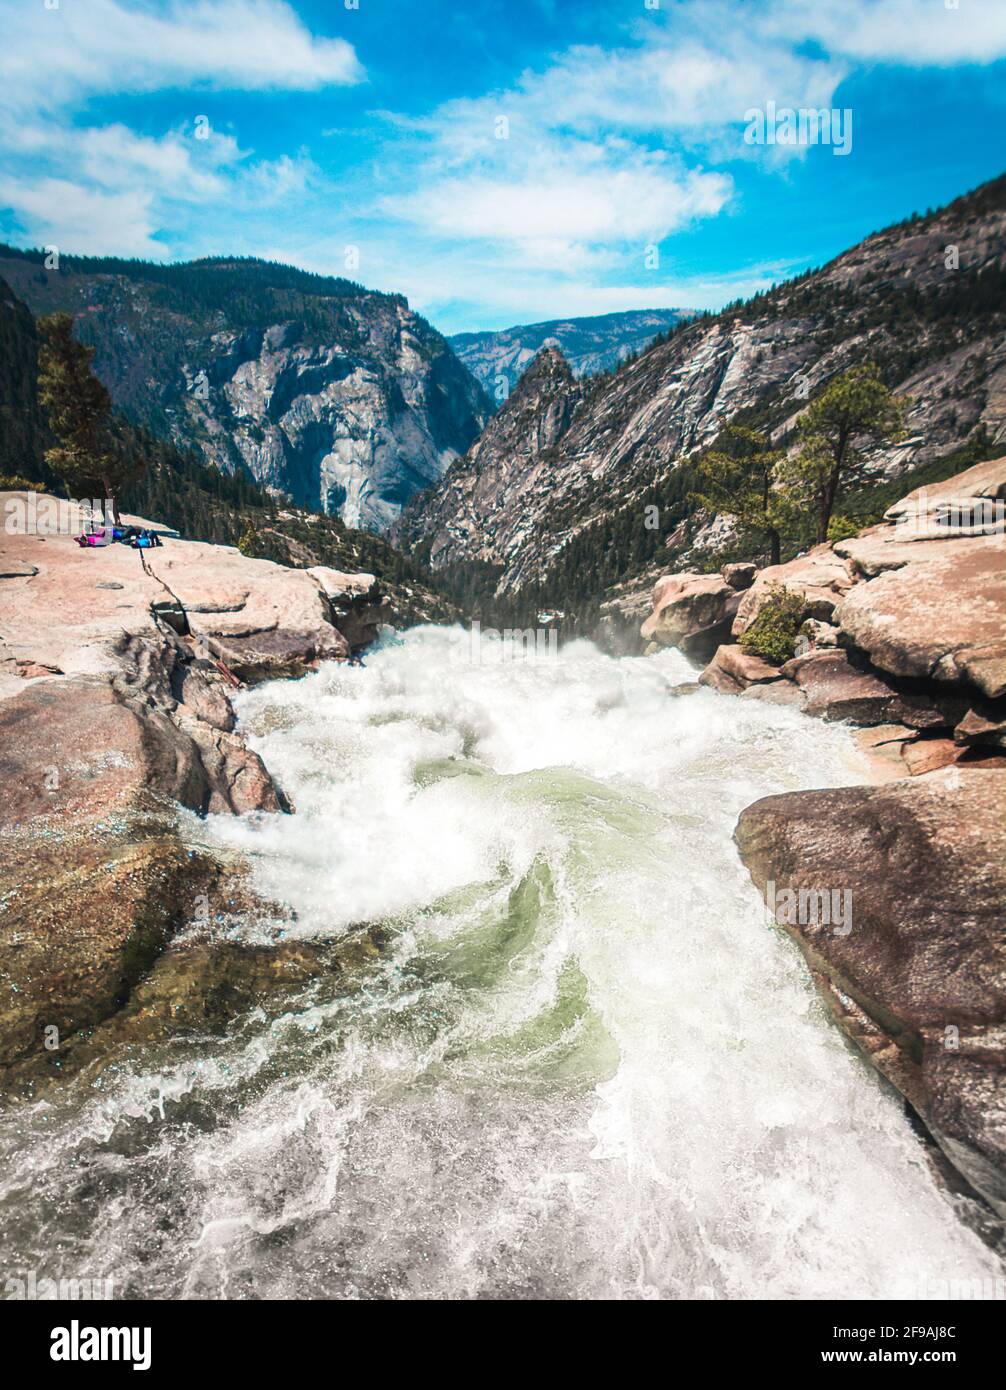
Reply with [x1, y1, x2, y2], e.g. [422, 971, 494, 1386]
[449, 307, 695, 398]
[0, 248, 491, 531]
[403, 173, 1006, 612]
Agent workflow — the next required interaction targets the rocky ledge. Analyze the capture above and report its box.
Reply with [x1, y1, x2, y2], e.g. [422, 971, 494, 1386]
[642, 458, 1006, 1213]
[0, 493, 389, 1097]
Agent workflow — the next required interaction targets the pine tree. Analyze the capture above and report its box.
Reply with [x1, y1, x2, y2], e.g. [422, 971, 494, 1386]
[779, 364, 906, 543]
[690, 425, 789, 565]
[37, 313, 143, 521]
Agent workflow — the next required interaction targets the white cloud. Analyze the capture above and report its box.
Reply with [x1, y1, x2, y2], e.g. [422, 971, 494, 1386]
[1, 0, 1002, 330]
[370, 14, 852, 271]
[76, 125, 232, 199]
[0, 177, 163, 257]
[470, 34, 846, 140]
[386, 157, 732, 248]
[0, 0, 363, 113]
[758, 0, 1006, 68]
[0, 1, 341, 254]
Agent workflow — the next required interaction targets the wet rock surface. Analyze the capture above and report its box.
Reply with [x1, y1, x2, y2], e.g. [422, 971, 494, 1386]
[665, 460, 1006, 1216]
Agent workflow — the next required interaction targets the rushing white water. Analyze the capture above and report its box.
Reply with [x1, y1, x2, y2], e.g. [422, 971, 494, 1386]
[1, 627, 1001, 1300]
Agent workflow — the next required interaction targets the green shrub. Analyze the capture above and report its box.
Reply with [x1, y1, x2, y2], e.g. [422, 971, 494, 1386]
[826, 513, 860, 543]
[237, 521, 259, 557]
[0, 475, 46, 492]
[740, 585, 806, 664]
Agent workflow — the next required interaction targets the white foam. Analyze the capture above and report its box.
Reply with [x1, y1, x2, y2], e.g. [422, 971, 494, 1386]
[1, 626, 999, 1299]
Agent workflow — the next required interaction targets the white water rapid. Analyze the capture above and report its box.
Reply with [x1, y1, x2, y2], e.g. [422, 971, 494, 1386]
[1, 628, 1001, 1299]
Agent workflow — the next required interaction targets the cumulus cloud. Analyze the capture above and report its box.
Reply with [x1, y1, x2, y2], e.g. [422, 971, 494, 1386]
[758, 0, 1006, 67]
[0, 0, 363, 112]
[0, 0, 355, 255]
[0, 177, 162, 257]
[385, 157, 732, 247]
[1, 0, 1002, 324]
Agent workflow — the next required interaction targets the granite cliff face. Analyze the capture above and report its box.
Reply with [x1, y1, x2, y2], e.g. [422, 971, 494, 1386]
[449, 308, 693, 398]
[406, 175, 1006, 593]
[0, 253, 490, 531]
[402, 346, 584, 574]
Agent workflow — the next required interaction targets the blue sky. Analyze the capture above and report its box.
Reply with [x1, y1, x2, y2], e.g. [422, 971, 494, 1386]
[0, 0, 1004, 334]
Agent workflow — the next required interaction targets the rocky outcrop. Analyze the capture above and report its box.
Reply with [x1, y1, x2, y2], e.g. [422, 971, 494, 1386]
[731, 546, 856, 637]
[399, 346, 584, 574]
[699, 643, 791, 694]
[11, 890, 389, 1098]
[834, 539, 1006, 699]
[735, 769, 1006, 1216]
[709, 457, 1006, 1213]
[721, 562, 756, 591]
[673, 458, 1006, 774]
[782, 649, 958, 728]
[0, 491, 387, 1095]
[883, 456, 1006, 535]
[0, 257, 490, 531]
[638, 560, 771, 662]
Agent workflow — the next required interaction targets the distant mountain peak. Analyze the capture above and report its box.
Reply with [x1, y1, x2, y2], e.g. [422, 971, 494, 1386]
[450, 307, 695, 397]
[517, 343, 575, 387]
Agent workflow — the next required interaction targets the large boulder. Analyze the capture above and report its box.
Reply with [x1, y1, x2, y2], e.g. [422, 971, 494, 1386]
[831, 459, 1006, 700]
[779, 649, 956, 728]
[308, 565, 390, 649]
[955, 704, 1006, 750]
[735, 768, 1006, 1214]
[0, 492, 390, 1093]
[698, 643, 785, 694]
[721, 561, 756, 591]
[640, 571, 740, 662]
[143, 547, 351, 678]
[0, 492, 381, 685]
[0, 823, 218, 1085]
[834, 540, 1006, 699]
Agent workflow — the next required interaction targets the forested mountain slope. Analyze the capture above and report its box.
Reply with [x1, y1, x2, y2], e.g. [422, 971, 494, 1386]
[0, 250, 490, 531]
[0, 273, 456, 625]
